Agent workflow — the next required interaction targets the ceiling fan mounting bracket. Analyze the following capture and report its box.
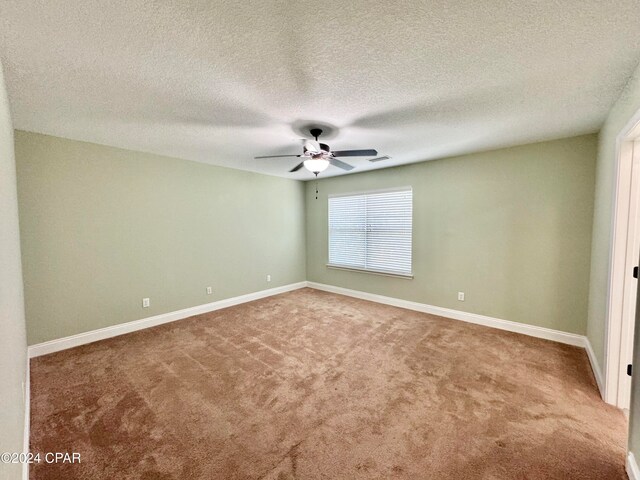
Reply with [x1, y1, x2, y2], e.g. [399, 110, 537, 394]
[309, 128, 323, 141]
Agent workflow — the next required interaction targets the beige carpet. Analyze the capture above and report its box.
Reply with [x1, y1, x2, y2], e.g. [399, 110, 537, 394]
[30, 288, 627, 479]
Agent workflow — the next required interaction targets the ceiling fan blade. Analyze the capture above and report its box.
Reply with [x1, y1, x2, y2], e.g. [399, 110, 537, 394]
[331, 149, 378, 157]
[289, 162, 305, 172]
[254, 154, 301, 159]
[329, 158, 355, 171]
[369, 155, 391, 162]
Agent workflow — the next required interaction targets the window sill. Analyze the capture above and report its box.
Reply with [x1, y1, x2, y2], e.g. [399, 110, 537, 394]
[326, 264, 414, 279]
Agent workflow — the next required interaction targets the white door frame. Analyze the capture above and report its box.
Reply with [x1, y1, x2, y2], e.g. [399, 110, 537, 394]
[605, 107, 640, 408]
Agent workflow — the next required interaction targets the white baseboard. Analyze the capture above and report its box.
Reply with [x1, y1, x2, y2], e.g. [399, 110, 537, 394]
[584, 336, 604, 397]
[628, 452, 640, 480]
[307, 282, 586, 347]
[23, 354, 30, 480]
[28, 282, 307, 358]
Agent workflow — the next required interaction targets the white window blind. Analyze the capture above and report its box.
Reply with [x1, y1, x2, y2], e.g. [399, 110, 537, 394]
[328, 188, 413, 277]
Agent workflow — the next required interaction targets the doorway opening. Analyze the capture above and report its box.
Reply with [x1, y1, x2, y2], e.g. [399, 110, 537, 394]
[606, 110, 640, 410]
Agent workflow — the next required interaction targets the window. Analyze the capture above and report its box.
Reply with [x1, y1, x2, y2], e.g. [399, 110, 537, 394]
[328, 187, 413, 277]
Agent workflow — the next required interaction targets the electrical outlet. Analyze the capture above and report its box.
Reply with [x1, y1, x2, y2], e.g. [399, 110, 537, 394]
[266, 274, 271, 282]
[206, 286, 212, 295]
[457, 292, 465, 301]
[142, 297, 150, 308]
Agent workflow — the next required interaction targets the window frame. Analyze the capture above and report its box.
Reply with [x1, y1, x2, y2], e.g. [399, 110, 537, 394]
[326, 186, 414, 279]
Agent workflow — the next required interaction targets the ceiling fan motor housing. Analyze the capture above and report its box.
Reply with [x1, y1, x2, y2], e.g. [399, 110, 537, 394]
[303, 143, 331, 157]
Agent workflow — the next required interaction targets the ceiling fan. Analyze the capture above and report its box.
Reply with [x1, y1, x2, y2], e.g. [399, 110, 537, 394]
[255, 128, 384, 176]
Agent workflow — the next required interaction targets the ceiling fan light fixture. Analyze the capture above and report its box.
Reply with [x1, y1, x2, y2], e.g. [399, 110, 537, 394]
[303, 158, 330, 174]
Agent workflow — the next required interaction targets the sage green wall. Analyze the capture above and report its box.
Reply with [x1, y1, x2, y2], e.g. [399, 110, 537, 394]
[306, 135, 597, 335]
[0, 62, 27, 480]
[15, 131, 306, 345]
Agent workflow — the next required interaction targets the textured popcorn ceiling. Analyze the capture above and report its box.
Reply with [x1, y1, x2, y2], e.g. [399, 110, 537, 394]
[1, 1, 640, 179]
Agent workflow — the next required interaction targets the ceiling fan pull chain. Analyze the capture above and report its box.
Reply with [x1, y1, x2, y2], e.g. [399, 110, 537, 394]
[315, 174, 319, 200]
